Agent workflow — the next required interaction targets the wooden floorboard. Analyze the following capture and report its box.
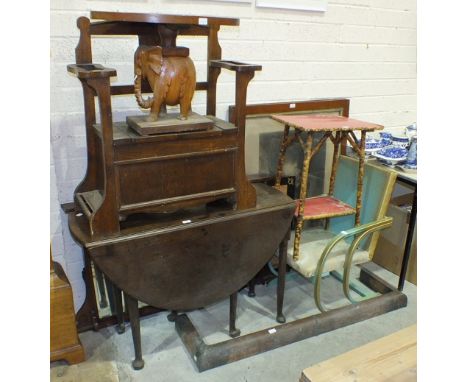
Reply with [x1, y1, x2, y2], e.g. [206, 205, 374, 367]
[301, 325, 416, 382]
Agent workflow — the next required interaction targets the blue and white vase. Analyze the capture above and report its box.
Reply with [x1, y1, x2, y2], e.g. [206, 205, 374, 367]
[405, 136, 417, 169]
[405, 123, 417, 140]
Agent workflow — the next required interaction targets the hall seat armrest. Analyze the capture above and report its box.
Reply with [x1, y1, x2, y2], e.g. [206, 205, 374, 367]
[209, 60, 262, 73]
[67, 63, 117, 79]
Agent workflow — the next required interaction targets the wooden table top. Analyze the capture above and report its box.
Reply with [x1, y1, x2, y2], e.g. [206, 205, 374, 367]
[271, 114, 383, 132]
[90, 11, 239, 26]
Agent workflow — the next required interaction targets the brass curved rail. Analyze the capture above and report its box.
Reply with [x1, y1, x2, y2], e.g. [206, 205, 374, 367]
[313, 231, 354, 313]
[342, 217, 393, 303]
[313, 217, 393, 313]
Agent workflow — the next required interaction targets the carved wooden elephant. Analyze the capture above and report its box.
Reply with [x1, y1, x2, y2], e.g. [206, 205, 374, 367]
[134, 45, 196, 121]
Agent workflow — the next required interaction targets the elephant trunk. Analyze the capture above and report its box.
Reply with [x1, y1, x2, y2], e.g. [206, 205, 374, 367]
[134, 72, 153, 109]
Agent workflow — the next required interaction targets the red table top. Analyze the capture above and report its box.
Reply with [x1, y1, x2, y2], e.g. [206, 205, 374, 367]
[295, 196, 355, 220]
[271, 114, 383, 132]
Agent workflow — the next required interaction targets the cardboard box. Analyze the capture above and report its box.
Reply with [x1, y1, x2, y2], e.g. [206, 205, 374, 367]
[373, 193, 417, 285]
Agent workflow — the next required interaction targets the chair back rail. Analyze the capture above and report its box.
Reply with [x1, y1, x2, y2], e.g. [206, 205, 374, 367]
[329, 156, 396, 256]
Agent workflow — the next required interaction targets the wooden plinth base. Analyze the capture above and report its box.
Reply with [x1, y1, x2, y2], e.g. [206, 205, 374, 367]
[127, 112, 214, 135]
[174, 263, 407, 372]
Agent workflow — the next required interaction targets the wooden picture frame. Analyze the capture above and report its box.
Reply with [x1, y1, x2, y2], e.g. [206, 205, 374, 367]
[229, 98, 350, 195]
[187, 0, 251, 3]
[256, 0, 327, 12]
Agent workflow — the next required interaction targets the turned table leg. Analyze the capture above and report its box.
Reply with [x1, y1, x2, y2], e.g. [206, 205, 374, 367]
[247, 280, 256, 297]
[276, 236, 288, 323]
[167, 310, 178, 322]
[229, 292, 241, 338]
[124, 293, 144, 370]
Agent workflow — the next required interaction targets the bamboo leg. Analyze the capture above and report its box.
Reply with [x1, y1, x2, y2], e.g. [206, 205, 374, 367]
[325, 131, 341, 230]
[328, 131, 341, 197]
[276, 236, 288, 323]
[229, 292, 241, 338]
[124, 293, 144, 370]
[355, 131, 366, 226]
[275, 124, 291, 187]
[293, 133, 314, 261]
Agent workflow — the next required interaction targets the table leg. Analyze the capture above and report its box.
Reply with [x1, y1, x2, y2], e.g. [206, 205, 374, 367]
[276, 236, 288, 323]
[124, 293, 144, 370]
[247, 280, 256, 297]
[293, 133, 313, 260]
[326, 131, 342, 230]
[398, 184, 417, 291]
[167, 310, 178, 322]
[355, 130, 366, 226]
[328, 131, 341, 197]
[229, 292, 241, 338]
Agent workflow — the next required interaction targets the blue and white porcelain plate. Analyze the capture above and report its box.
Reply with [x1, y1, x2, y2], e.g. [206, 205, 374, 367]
[373, 145, 407, 165]
[376, 145, 407, 158]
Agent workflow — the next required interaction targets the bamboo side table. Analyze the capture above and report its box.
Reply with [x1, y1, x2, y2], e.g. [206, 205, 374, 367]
[271, 115, 383, 261]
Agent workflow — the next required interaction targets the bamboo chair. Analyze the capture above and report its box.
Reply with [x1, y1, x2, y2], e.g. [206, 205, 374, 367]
[279, 156, 396, 316]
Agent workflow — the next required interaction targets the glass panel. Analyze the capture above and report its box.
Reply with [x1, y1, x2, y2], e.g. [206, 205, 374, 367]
[246, 107, 344, 199]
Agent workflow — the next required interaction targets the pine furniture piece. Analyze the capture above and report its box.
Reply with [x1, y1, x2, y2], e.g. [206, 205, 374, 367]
[300, 325, 417, 382]
[50, 254, 85, 364]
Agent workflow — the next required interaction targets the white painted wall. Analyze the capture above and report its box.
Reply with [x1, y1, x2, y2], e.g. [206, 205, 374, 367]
[50, 0, 416, 311]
